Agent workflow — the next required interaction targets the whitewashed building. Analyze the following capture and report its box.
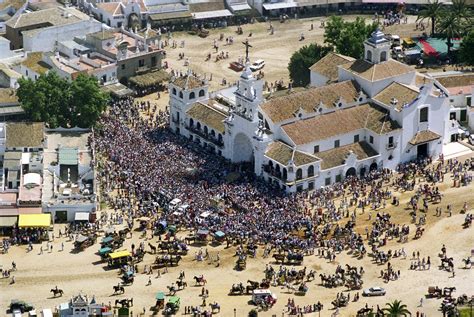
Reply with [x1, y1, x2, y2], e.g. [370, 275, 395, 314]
[170, 30, 455, 192]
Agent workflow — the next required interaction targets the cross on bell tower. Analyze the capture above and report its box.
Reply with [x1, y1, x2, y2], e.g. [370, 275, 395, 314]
[242, 38, 252, 63]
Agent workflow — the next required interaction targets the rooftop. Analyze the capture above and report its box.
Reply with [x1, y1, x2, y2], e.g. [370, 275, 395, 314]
[21, 52, 52, 75]
[172, 74, 207, 90]
[6, 7, 89, 29]
[282, 103, 400, 145]
[316, 141, 379, 170]
[265, 141, 319, 166]
[434, 73, 474, 95]
[261, 80, 361, 123]
[340, 59, 414, 82]
[372, 82, 419, 111]
[309, 52, 355, 83]
[6, 122, 44, 148]
[186, 101, 227, 133]
[409, 130, 441, 145]
[0, 88, 19, 105]
[0, 0, 26, 11]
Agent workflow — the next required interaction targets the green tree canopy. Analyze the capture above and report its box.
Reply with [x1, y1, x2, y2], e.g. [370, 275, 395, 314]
[437, 0, 472, 59]
[324, 16, 378, 59]
[417, 0, 444, 36]
[382, 300, 411, 317]
[460, 30, 474, 65]
[288, 43, 332, 87]
[17, 72, 109, 128]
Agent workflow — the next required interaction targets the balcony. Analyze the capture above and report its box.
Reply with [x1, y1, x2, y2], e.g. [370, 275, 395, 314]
[386, 141, 398, 150]
[185, 125, 224, 148]
[263, 164, 287, 182]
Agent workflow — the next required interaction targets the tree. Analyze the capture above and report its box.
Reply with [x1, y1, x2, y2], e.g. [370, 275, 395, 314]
[17, 72, 109, 128]
[288, 43, 332, 87]
[248, 309, 258, 317]
[382, 300, 411, 316]
[437, 0, 472, 59]
[324, 16, 378, 59]
[460, 30, 474, 65]
[417, 0, 444, 36]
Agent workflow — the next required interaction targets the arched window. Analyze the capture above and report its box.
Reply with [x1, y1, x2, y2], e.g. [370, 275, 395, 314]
[269, 161, 273, 168]
[210, 130, 215, 137]
[296, 168, 303, 180]
[203, 126, 208, 135]
[189, 118, 194, 127]
[308, 165, 314, 177]
[419, 107, 429, 122]
[172, 88, 177, 95]
[380, 51, 387, 62]
[218, 134, 223, 142]
[179, 91, 183, 99]
[367, 50, 372, 62]
[282, 168, 287, 181]
[199, 89, 205, 97]
[189, 91, 195, 99]
[275, 164, 281, 178]
[196, 122, 201, 130]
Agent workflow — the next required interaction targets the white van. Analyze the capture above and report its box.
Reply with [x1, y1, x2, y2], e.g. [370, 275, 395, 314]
[252, 289, 276, 305]
[250, 59, 265, 72]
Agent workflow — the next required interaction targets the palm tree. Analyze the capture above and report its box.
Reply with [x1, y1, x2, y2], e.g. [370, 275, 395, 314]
[382, 300, 411, 316]
[417, 0, 444, 36]
[437, 9, 463, 59]
[450, 0, 472, 23]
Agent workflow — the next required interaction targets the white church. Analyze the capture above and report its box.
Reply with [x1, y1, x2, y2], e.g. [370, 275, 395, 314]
[169, 30, 461, 193]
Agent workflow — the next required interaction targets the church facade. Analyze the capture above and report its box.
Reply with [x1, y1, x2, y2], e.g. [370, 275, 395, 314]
[169, 30, 458, 193]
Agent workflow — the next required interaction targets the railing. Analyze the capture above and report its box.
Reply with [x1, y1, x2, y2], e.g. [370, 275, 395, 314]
[263, 164, 287, 182]
[185, 125, 224, 147]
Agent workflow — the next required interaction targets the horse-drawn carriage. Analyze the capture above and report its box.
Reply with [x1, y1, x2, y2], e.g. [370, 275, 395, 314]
[273, 251, 304, 265]
[236, 255, 247, 271]
[121, 271, 135, 285]
[74, 234, 97, 251]
[98, 247, 112, 260]
[296, 283, 308, 296]
[427, 286, 443, 298]
[332, 295, 349, 308]
[155, 292, 165, 310]
[229, 283, 245, 295]
[196, 229, 209, 245]
[101, 235, 124, 250]
[212, 231, 226, 244]
[190, 26, 209, 38]
[107, 250, 132, 268]
[164, 296, 180, 315]
[252, 289, 277, 307]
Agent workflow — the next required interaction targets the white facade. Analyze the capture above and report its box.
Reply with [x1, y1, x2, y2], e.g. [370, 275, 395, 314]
[170, 30, 453, 193]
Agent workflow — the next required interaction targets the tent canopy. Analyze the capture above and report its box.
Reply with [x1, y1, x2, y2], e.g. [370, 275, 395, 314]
[129, 70, 171, 88]
[0, 216, 17, 227]
[75, 212, 89, 221]
[18, 214, 51, 228]
[109, 250, 130, 259]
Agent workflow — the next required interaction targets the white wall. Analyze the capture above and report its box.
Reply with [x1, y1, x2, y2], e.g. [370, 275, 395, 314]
[309, 71, 328, 87]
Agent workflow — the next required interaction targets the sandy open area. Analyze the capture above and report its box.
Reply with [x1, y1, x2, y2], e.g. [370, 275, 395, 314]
[1, 153, 473, 316]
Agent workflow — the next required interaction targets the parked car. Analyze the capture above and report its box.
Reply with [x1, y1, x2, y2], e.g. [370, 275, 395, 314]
[250, 59, 265, 72]
[363, 286, 386, 296]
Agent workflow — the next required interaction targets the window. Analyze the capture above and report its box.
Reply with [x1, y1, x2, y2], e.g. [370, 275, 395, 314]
[313, 145, 319, 153]
[151, 56, 157, 67]
[26, 70, 28, 76]
[366, 50, 372, 62]
[282, 168, 287, 181]
[325, 177, 331, 186]
[296, 168, 303, 180]
[172, 88, 177, 95]
[189, 92, 195, 99]
[308, 165, 314, 177]
[179, 91, 183, 99]
[335, 174, 342, 183]
[121, 64, 125, 70]
[354, 134, 359, 143]
[369, 136, 374, 144]
[419, 107, 429, 122]
[308, 181, 314, 191]
[467, 97, 472, 106]
[388, 136, 394, 147]
[138, 59, 145, 67]
[380, 51, 387, 62]
[296, 185, 303, 192]
[334, 140, 340, 148]
[199, 89, 205, 97]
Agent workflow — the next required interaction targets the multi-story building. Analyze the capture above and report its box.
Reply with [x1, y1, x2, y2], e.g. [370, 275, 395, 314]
[170, 30, 457, 193]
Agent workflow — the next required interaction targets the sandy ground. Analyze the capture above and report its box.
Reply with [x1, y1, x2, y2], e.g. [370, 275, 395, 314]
[1, 154, 473, 316]
[2, 16, 474, 317]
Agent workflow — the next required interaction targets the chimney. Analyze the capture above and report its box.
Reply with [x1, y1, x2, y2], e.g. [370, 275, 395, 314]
[390, 97, 398, 106]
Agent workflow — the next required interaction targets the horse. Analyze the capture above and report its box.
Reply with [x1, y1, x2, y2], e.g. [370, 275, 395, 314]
[113, 284, 125, 294]
[148, 243, 157, 254]
[50, 288, 64, 297]
[193, 275, 207, 286]
[115, 298, 133, 308]
[462, 257, 472, 268]
[176, 280, 187, 289]
[167, 285, 177, 295]
[229, 283, 245, 295]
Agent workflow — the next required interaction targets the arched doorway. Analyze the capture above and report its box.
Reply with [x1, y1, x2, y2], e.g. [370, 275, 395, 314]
[369, 162, 378, 171]
[128, 13, 140, 30]
[345, 167, 356, 177]
[360, 167, 366, 178]
[233, 133, 254, 165]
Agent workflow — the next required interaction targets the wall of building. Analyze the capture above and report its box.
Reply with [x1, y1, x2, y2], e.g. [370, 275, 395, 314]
[116, 50, 162, 80]
[309, 71, 328, 87]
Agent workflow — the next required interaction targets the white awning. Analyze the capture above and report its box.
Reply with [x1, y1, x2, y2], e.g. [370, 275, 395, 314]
[230, 3, 252, 11]
[263, 2, 297, 9]
[192, 9, 233, 19]
[75, 212, 89, 221]
[23, 173, 41, 186]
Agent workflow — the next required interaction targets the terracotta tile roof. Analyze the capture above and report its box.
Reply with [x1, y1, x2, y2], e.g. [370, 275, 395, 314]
[265, 141, 319, 166]
[435, 73, 474, 88]
[373, 82, 420, 111]
[21, 52, 51, 75]
[409, 130, 441, 145]
[282, 103, 401, 145]
[96, 2, 121, 15]
[189, 0, 226, 12]
[6, 122, 44, 148]
[0, 88, 18, 104]
[172, 74, 207, 90]
[186, 102, 227, 133]
[6, 7, 88, 28]
[309, 52, 355, 83]
[261, 80, 360, 123]
[340, 59, 414, 82]
[316, 141, 379, 170]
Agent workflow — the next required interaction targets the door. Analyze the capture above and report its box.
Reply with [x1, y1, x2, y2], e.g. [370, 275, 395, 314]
[417, 143, 428, 159]
[460, 109, 467, 122]
[56, 210, 67, 223]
